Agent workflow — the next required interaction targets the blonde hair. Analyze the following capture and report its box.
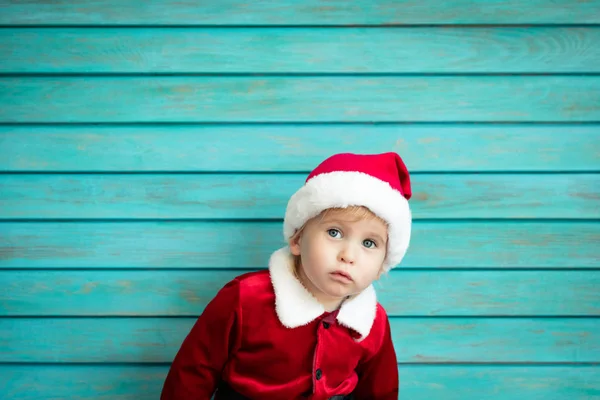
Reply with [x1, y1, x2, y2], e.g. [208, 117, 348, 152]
[290, 206, 388, 275]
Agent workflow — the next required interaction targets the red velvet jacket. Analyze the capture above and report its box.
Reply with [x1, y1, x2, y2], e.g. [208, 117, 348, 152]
[161, 247, 399, 399]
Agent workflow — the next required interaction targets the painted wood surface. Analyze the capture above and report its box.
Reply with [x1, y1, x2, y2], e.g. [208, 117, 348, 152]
[1, 125, 599, 172]
[1, 1, 599, 399]
[2, 318, 598, 362]
[3, 271, 599, 316]
[2, 221, 597, 269]
[2, 365, 598, 400]
[2, 77, 600, 122]
[1, 174, 598, 219]
[3, 28, 600, 73]
[1, 0, 599, 25]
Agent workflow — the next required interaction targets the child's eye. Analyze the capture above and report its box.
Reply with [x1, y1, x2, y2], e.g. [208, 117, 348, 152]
[363, 239, 377, 249]
[327, 229, 342, 238]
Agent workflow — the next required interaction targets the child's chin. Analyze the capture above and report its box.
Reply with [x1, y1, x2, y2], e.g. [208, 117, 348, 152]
[322, 284, 352, 299]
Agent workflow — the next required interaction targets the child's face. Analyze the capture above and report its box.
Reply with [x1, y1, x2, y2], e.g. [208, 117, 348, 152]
[289, 208, 388, 307]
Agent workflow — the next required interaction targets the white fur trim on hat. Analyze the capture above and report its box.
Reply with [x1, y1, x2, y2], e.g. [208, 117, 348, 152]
[269, 247, 378, 340]
[283, 171, 411, 270]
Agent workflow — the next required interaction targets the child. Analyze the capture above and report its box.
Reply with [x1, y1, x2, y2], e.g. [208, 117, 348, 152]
[161, 152, 412, 400]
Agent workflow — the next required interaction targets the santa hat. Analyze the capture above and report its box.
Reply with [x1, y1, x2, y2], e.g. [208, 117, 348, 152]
[283, 152, 412, 271]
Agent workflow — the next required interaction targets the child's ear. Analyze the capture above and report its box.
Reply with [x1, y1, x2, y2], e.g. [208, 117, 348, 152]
[289, 232, 302, 256]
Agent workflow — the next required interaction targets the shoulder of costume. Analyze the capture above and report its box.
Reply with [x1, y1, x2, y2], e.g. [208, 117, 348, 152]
[224, 269, 274, 308]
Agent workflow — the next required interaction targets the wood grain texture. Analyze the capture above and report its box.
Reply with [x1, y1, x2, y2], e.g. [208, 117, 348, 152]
[1, 1, 599, 398]
[2, 125, 599, 172]
[2, 318, 598, 362]
[3, 28, 599, 73]
[397, 366, 600, 399]
[2, 270, 598, 316]
[2, 365, 599, 400]
[2, 221, 597, 269]
[1, 77, 599, 122]
[1, 174, 597, 219]
[1, 0, 599, 25]
[1, 366, 168, 400]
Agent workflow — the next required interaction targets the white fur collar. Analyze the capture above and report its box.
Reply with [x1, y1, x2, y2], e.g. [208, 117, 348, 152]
[268, 247, 378, 340]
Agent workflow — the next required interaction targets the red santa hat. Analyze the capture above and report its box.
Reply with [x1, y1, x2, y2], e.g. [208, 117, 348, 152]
[283, 152, 412, 271]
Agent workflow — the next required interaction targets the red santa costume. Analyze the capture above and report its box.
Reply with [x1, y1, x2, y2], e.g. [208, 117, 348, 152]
[161, 152, 412, 400]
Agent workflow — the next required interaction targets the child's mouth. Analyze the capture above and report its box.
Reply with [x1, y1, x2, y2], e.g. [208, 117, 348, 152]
[330, 271, 353, 282]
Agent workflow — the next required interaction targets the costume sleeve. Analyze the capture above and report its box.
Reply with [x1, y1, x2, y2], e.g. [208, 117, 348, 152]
[353, 316, 399, 399]
[161, 279, 241, 400]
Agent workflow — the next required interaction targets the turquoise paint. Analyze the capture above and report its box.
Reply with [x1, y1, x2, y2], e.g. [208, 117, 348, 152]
[2, 318, 598, 362]
[1, 221, 598, 269]
[397, 366, 600, 399]
[2, 76, 600, 122]
[1, 174, 598, 219]
[3, 28, 600, 73]
[0, 1, 598, 398]
[1, 125, 599, 172]
[1, 0, 599, 25]
[2, 271, 599, 316]
[2, 365, 598, 400]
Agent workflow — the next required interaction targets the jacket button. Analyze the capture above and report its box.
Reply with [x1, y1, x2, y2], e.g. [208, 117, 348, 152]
[323, 321, 330, 329]
[315, 369, 322, 380]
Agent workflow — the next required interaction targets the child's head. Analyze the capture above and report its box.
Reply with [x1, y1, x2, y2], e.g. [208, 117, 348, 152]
[283, 152, 412, 301]
[289, 205, 389, 300]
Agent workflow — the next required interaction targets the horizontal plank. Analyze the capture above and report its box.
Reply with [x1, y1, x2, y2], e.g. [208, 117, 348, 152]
[1, 221, 597, 269]
[3, 28, 599, 73]
[1, 366, 168, 400]
[2, 318, 598, 362]
[398, 366, 600, 399]
[1, 0, 599, 25]
[1, 125, 599, 172]
[1, 77, 599, 122]
[1, 174, 598, 219]
[2, 365, 599, 400]
[2, 271, 598, 316]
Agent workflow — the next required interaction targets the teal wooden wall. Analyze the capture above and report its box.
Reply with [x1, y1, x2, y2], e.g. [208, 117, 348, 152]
[1, 1, 599, 398]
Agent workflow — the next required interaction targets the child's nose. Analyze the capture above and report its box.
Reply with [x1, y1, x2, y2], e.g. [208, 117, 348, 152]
[338, 244, 356, 264]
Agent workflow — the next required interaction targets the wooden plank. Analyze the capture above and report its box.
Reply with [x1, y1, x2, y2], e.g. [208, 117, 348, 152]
[2, 365, 599, 400]
[397, 366, 600, 400]
[3, 28, 599, 73]
[1, 77, 599, 122]
[1, 221, 597, 269]
[1, 174, 598, 219]
[2, 125, 599, 173]
[2, 271, 598, 316]
[1, 0, 599, 25]
[1, 366, 169, 400]
[1, 318, 598, 362]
